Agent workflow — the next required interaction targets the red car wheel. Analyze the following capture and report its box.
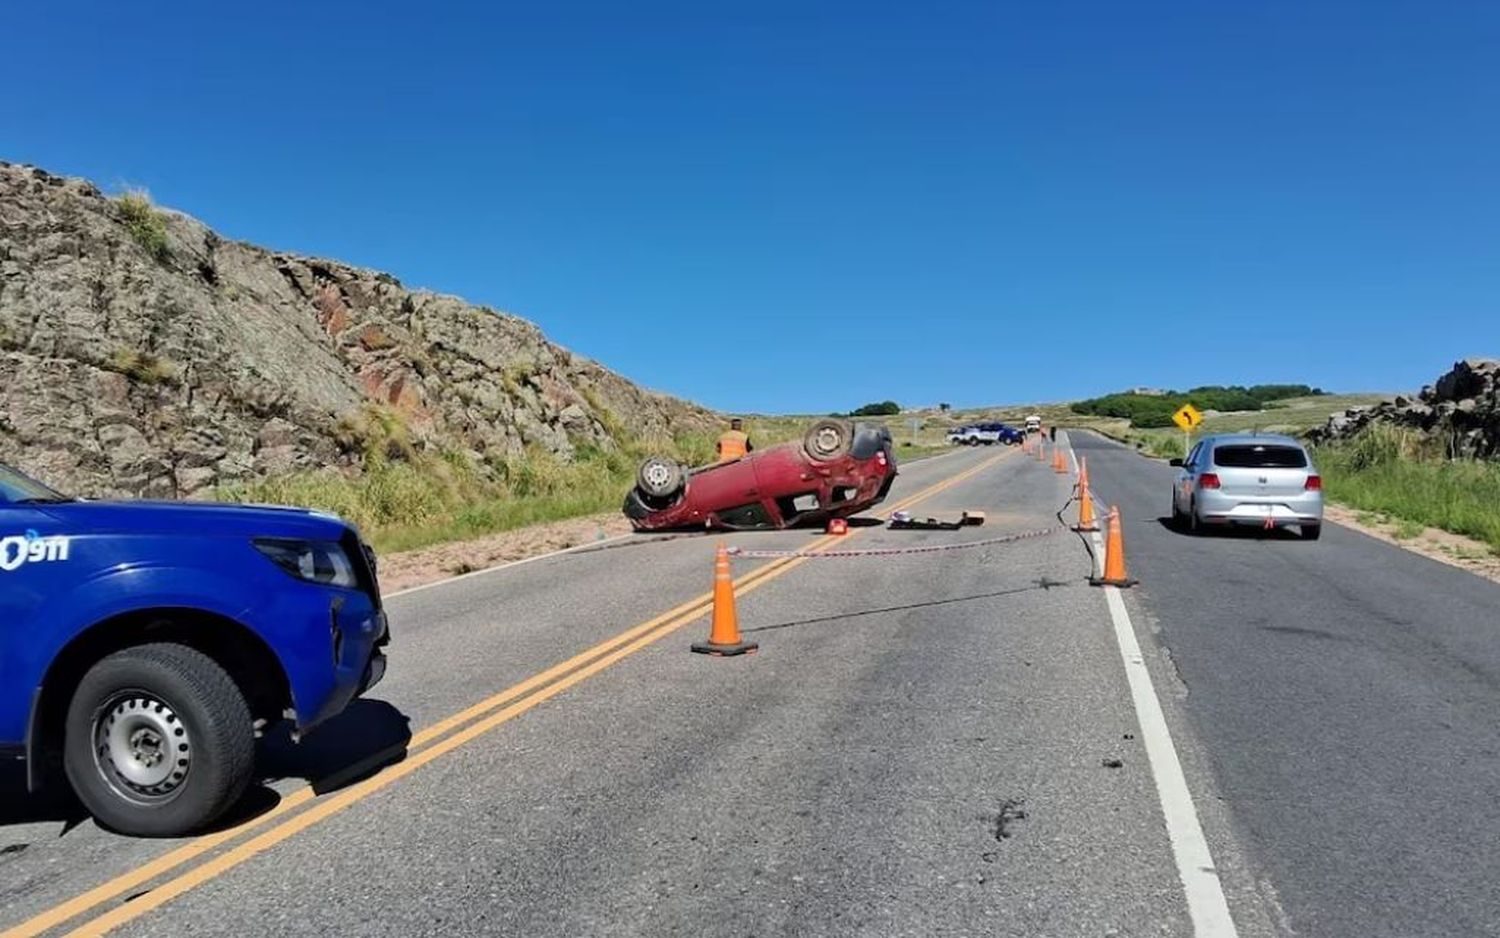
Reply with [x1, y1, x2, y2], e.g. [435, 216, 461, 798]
[803, 420, 853, 461]
[636, 456, 684, 498]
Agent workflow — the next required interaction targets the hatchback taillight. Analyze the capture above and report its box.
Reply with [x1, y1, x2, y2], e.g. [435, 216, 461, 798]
[1304, 474, 1322, 491]
[1198, 473, 1221, 490]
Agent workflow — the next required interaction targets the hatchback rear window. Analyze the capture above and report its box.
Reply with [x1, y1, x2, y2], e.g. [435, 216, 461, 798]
[1212, 445, 1308, 469]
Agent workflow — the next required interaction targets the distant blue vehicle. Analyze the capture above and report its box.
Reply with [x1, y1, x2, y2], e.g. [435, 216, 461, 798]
[966, 423, 1026, 444]
[0, 462, 388, 836]
[946, 423, 1024, 446]
[978, 423, 1026, 445]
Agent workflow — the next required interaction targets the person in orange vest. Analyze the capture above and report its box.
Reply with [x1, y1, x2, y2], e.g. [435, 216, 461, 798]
[716, 418, 753, 461]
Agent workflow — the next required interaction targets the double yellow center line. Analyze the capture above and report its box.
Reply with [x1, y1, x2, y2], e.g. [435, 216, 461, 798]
[7, 448, 1010, 938]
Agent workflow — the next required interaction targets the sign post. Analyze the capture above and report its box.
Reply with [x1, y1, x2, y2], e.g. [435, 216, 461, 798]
[1171, 403, 1204, 459]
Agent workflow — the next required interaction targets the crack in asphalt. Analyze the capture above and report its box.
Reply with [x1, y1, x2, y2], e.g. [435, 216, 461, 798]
[985, 798, 1028, 841]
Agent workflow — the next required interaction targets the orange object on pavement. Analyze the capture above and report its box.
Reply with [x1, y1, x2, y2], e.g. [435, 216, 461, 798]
[826, 517, 849, 535]
[1052, 447, 1068, 474]
[1074, 471, 1099, 532]
[1089, 506, 1135, 588]
[692, 545, 759, 656]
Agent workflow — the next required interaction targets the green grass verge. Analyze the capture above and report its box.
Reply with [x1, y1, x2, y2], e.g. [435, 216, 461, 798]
[1312, 426, 1500, 554]
[222, 435, 700, 554]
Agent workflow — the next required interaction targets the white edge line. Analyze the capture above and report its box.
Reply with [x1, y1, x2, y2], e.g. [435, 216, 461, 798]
[384, 533, 634, 600]
[1062, 432, 1239, 938]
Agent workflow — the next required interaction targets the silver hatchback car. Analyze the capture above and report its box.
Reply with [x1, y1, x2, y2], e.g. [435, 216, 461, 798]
[1169, 433, 1323, 539]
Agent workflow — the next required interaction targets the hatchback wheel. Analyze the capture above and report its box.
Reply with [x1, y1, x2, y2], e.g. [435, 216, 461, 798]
[1300, 522, 1322, 541]
[636, 456, 684, 498]
[804, 420, 852, 461]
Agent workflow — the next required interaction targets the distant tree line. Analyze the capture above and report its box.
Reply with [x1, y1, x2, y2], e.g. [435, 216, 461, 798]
[844, 401, 902, 417]
[1071, 385, 1325, 428]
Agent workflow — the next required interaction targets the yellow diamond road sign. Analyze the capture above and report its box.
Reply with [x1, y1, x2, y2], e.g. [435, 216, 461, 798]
[1172, 403, 1204, 432]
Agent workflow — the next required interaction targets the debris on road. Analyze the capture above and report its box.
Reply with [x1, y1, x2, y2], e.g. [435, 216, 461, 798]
[888, 509, 986, 530]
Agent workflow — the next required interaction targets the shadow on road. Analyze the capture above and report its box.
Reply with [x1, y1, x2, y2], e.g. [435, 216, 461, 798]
[1153, 516, 1305, 541]
[0, 763, 87, 833]
[0, 698, 412, 837]
[254, 698, 412, 796]
[743, 580, 1075, 634]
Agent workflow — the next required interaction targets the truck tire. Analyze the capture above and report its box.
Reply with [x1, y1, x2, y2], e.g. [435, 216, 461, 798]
[636, 456, 685, 498]
[804, 420, 853, 460]
[63, 642, 254, 837]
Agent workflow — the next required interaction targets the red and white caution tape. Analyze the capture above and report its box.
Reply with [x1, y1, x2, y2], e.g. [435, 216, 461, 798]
[726, 526, 1064, 559]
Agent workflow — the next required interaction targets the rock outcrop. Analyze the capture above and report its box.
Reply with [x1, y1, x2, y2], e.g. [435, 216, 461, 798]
[0, 161, 717, 498]
[1308, 359, 1500, 458]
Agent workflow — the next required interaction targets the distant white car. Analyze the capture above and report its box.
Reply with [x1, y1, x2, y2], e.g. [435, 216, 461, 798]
[1025, 415, 1042, 433]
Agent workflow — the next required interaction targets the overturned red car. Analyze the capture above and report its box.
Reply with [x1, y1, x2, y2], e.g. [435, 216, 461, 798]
[623, 420, 897, 531]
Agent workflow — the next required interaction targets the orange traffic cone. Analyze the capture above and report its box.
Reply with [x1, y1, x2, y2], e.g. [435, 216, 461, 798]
[1052, 447, 1068, 474]
[1089, 506, 1135, 588]
[692, 545, 759, 656]
[1036, 440, 1047, 462]
[1074, 481, 1099, 532]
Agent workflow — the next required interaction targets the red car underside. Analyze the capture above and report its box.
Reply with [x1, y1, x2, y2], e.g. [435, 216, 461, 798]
[624, 441, 896, 531]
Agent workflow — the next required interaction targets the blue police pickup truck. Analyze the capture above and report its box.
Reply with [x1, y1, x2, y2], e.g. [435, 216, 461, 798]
[1, 462, 388, 836]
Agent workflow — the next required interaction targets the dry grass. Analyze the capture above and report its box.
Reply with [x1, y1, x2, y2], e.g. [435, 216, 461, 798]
[116, 190, 170, 262]
[105, 347, 177, 385]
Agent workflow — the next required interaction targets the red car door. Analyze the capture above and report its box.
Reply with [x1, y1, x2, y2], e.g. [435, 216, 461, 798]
[683, 458, 763, 522]
[750, 446, 827, 524]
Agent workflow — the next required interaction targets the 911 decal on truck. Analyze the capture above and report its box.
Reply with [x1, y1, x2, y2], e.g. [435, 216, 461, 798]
[0, 531, 71, 570]
[0, 462, 389, 837]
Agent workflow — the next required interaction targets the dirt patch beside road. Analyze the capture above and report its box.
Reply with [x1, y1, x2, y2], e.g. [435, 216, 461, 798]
[379, 512, 633, 594]
[1325, 504, 1500, 586]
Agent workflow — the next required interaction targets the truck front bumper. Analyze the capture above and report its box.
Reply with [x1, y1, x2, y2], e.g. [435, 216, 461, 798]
[297, 600, 389, 737]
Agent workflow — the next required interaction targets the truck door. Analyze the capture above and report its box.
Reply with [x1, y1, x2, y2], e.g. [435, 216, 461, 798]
[0, 505, 72, 742]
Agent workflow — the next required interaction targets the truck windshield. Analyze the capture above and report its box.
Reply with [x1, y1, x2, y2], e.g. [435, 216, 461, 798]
[0, 464, 70, 503]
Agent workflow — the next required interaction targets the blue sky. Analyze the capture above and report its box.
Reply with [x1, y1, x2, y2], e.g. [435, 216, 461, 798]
[4, 2, 1497, 413]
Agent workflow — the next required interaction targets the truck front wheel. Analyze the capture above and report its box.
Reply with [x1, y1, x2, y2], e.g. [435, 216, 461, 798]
[63, 643, 254, 837]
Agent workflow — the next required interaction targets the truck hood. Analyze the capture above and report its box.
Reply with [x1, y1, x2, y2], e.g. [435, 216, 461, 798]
[30, 499, 353, 540]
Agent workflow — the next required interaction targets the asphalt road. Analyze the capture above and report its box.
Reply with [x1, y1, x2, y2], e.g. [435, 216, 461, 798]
[2, 435, 1496, 937]
[1075, 430, 1500, 938]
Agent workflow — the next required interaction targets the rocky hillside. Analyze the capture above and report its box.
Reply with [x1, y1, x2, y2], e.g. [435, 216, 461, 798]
[1309, 358, 1500, 458]
[0, 161, 717, 499]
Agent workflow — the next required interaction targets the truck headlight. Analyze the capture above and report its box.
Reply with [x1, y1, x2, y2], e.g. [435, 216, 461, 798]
[252, 538, 359, 589]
